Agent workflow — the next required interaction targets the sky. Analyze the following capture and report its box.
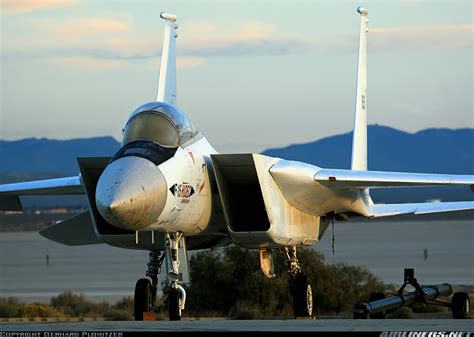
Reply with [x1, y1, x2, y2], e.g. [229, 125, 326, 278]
[0, 0, 472, 153]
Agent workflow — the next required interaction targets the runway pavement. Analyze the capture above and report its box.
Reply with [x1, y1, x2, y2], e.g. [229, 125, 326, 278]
[0, 319, 473, 332]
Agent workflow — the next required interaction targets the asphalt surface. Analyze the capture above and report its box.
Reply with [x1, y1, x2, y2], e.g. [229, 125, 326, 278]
[0, 319, 473, 332]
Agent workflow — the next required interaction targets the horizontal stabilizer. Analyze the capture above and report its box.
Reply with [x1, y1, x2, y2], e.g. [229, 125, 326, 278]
[40, 211, 102, 246]
[369, 201, 474, 218]
[315, 169, 474, 189]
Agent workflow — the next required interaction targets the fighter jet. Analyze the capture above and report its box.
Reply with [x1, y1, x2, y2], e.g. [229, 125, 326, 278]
[1, 8, 473, 321]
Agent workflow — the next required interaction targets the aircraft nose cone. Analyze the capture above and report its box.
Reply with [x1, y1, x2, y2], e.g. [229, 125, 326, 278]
[95, 156, 167, 230]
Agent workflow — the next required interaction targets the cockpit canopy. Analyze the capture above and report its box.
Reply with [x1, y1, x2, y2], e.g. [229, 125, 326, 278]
[122, 102, 198, 148]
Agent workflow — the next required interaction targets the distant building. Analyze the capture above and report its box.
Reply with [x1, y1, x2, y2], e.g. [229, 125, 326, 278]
[47, 208, 68, 214]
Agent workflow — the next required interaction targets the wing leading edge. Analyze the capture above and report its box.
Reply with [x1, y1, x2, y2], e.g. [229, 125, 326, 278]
[0, 176, 83, 211]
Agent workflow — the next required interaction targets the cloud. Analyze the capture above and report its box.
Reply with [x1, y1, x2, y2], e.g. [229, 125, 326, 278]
[52, 57, 125, 70]
[1, 0, 75, 14]
[52, 56, 205, 71]
[177, 56, 205, 69]
[99, 37, 159, 59]
[39, 21, 293, 70]
[372, 25, 473, 34]
[370, 25, 473, 51]
[4, 19, 472, 66]
[47, 18, 131, 37]
[4, 20, 309, 63]
[2, 16, 136, 61]
[179, 22, 309, 56]
[180, 22, 275, 44]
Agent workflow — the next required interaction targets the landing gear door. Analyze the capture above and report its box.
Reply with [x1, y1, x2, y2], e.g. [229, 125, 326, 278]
[178, 236, 190, 285]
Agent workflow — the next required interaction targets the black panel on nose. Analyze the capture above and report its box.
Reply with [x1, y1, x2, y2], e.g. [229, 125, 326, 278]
[110, 140, 177, 166]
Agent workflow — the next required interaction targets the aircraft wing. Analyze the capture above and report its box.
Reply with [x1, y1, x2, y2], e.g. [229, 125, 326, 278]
[0, 176, 83, 211]
[269, 159, 474, 218]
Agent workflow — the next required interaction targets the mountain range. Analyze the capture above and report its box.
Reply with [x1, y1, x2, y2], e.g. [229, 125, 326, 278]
[1, 125, 473, 207]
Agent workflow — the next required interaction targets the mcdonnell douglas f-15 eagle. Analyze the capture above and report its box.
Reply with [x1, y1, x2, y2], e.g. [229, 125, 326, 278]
[1, 8, 473, 320]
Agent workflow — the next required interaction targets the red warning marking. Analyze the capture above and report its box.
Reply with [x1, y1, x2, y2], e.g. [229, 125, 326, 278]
[188, 151, 195, 164]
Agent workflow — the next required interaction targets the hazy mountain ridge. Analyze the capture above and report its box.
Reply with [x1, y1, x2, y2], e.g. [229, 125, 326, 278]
[0, 136, 121, 177]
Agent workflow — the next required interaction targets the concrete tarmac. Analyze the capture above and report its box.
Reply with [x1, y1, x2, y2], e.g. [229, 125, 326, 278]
[0, 319, 473, 332]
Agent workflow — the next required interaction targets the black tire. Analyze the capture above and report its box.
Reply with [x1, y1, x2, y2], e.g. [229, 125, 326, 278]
[353, 301, 368, 319]
[134, 278, 154, 321]
[452, 292, 470, 319]
[292, 274, 313, 318]
[353, 311, 368, 319]
[369, 292, 386, 319]
[168, 288, 182, 321]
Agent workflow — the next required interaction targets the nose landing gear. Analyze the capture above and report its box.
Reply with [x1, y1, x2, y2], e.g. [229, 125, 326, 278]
[133, 232, 188, 321]
[168, 283, 186, 320]
[134, 250, 164, 321]
[165, 232, 186, 321]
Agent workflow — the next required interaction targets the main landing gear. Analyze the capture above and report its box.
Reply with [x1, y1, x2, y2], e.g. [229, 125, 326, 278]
[282, 247, 314, 318]
[134, 232, 187, 321]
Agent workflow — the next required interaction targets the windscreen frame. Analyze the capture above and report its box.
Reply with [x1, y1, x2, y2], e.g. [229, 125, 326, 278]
[122, 111, 180, 148]
[122, 102, 199, 147]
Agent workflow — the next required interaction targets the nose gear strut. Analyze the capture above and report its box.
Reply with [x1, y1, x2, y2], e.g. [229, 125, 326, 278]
[165, 232, 186, 321]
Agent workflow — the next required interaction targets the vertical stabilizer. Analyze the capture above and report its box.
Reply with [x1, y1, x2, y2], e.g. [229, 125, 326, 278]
[157, 12, 178, 105]
[351, 7, 369, 171]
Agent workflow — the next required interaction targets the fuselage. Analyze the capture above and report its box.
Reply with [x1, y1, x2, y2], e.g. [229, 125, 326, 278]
[94, 101, 368, 241]
[92, 96, 380, 247]
[150, 137, 217, 234]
